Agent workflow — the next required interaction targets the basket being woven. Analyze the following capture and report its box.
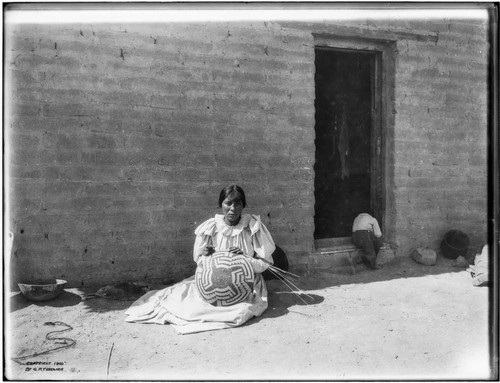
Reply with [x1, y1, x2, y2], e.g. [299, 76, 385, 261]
[195, 251, 255, 306]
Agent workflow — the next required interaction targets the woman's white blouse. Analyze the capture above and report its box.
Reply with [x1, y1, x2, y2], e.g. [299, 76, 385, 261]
[193, 214, 276, 273]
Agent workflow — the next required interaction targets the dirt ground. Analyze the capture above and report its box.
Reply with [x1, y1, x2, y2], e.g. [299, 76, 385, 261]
[5, 256, 493, 381]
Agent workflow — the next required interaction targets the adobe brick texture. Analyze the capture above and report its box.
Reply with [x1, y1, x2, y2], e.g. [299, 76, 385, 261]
[5, 17, 489, 286]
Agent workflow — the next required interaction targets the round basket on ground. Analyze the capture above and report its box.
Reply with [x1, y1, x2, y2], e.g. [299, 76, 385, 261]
[440, 230, 470, 259]
[18, 279, 67, 302]
[195, 251, 254, 307]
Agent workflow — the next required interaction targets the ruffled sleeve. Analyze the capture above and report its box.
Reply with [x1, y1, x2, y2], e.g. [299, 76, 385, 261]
[247, 214, 276, 272]
[193, 218, 217, 263]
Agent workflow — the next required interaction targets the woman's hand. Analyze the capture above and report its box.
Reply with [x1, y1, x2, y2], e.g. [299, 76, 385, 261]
[202, 246, 215, 257]
[228, 246, 244, 255]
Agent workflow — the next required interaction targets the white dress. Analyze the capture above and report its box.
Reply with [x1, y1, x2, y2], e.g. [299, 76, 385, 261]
[124, 214, 276, 334]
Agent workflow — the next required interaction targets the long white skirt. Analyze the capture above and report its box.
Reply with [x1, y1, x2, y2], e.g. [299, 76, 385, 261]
[124, 273, 268, 334]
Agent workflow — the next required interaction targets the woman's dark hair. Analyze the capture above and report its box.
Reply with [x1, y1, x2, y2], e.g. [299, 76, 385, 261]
[218, 185, 247, 208]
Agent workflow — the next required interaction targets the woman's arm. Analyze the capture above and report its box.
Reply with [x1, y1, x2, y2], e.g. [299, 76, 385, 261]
[228, 246, 271, 273]
[248, 215, 276, 272]
[193, 235, 215, 263]
[250, 215, 276, 264]
[193, 218, 217, 263]
[247, 255, 272, 273]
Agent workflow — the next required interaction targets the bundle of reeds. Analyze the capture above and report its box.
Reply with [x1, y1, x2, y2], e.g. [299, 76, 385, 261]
[256, 256, 314, 305]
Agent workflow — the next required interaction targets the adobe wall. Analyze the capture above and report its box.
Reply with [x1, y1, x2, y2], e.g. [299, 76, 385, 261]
[5, 14, 489, 286]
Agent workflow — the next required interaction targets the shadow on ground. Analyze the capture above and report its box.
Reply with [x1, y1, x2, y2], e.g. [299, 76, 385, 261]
[9, 256, 472, 315]
[81, 295, 138, 313]
[291, 256, 471, 291]
[9, 290, 82, 313]
[251, 291, 325, 325]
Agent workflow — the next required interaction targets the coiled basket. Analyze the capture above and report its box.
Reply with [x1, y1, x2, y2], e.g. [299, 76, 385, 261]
[195, 251, 254, 306]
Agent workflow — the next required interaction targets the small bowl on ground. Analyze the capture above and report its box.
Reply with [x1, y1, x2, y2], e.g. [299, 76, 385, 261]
[440, 230, 470, 260]
[18, 279, 67, 302]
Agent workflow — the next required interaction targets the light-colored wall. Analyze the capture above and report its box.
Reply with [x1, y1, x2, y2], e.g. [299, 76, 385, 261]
[5, 14, 489, 286]
[391, 19, 489, 254]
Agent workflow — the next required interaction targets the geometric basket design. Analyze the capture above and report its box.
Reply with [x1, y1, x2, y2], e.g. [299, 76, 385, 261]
[195, 251, 255, 307]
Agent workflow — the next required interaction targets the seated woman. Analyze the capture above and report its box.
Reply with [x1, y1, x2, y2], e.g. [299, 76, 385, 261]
[125, 185, 276, 334]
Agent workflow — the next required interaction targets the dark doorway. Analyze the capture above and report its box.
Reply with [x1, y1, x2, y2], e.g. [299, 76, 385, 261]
[314, 47, 383, 242]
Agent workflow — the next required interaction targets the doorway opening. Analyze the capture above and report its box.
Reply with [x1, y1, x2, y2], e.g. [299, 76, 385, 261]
[314, 47, 384, 246]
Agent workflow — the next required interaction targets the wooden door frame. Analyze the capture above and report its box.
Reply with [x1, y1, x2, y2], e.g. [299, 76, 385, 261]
[313, 34, 396, 249]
